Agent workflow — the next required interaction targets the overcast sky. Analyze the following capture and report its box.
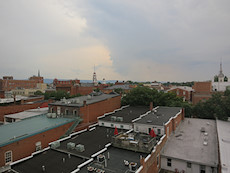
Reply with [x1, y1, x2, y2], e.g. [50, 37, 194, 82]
[1, 0, 230, 82]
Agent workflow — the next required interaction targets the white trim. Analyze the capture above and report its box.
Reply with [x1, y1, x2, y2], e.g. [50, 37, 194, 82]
[125, 129, 133, 134]
[105, 143, 111, 148]
[77, 158, 93, 169]
[70, 129, 87, 137]
[144, 154, 151, 162]
[89, 127, 96, 131]
[91, 148, 107, 158]
[88, 123, 98, 128]
[135, 165, 143, 173]
[70, 168, 80, 173]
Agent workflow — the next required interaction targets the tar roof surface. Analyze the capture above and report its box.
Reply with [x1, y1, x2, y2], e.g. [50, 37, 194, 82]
[0, 115, 74, 147]
[99, 106, 149, 123]
[216, 120, 230, 173]
[4, 107, 48, 119]
[135, 106, 181, 126]
[55, 126, 127, 159]
[161, 118, 218, 167]
[12, 149, 85, 173]
[78, 146, 148, 173]
[49, 93, 119, 107]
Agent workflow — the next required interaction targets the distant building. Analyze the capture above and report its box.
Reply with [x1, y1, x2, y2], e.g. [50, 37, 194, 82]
[161, 118, 218, 173]
[48, 92, 121, 124]
[212, 61, 230, 92]
[143, 81, 164, 91]
[167, 86, 194, 102]
[0, 72, 44, 92]
[192, 81, 212, 105]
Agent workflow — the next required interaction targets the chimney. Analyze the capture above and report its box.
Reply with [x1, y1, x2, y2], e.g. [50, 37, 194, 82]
[83, 100, 86, 106]
[150, 102, 153, 111]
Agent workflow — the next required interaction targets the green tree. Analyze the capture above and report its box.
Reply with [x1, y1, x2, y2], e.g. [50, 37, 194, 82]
[214, 75, 218, 82]
[34, 90, 44, 96]
[224, 76, 228, 82]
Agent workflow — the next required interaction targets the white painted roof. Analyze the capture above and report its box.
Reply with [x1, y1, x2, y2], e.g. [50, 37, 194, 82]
[216, 120, 230, 173]
[161, 118, 218, 167]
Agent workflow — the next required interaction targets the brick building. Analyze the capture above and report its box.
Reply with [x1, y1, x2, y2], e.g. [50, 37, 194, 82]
[0, 74, 44, 92]
[167, 86, 194, 102]
[192, 81, 212, 105]
[54, 78, 107, 96]
[48, 92, 121, 124]
[0, 114, 75, 169]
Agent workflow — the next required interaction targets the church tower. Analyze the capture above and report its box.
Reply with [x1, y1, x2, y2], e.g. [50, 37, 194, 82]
[93, 65, 98, 86]
[218, 59, 224, 82]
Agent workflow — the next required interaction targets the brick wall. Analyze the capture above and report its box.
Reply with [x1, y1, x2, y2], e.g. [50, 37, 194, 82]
[193, 81, 212, 93]
[2, 80, 41, 91]
[168, 88, 192, 101]
[138, 109, 183, 173]
[80, 95, 121, 123]
[0, 99, 51, 122]
[0, 122, 73, 167]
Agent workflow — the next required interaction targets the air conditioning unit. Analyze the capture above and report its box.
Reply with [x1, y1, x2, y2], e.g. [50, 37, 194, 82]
[51, 141, 60, 149]
[76, 144, 85, 152]
[111, 116, 117, 121]
[117, 117, 123, 122]
[46, 113, 52, 118]
[51, 113, 57, 118]
[67, 142, 75, 150]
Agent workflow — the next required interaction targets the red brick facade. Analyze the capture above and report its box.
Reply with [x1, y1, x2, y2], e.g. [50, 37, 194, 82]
[1, 76, 44, 91]
[49, 95, 121, 124]
[192, 81, 212, 105]
[0, 121, 73, 167]
[168, 88, 193, 102]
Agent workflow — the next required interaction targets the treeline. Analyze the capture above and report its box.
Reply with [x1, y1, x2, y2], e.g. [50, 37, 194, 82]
[122, 86, 230, 120]
[34, 90, 81, 100]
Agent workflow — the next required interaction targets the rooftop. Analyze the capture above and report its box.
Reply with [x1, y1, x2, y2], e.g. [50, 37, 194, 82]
[134, 106, 181, 126]
[12, 149, 85, 173]
[0, 115, 74, 147]
[167, 86, 194, 92]
[4, 107, 48, 120]
[161, 118, 218, 167]
[55, 126, 127, 159]
[78, 146, 147, 173]
[216, 120, 230, 173]
[99, 106, 149, 123]
[49, 93, 119, 107]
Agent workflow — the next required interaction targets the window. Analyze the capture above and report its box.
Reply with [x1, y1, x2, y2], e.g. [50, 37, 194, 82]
[65, 109, 69, 115]
[111, 124, 114, 127]
[183, 91, 186, 95]
[200, 165, 205, 173]
[157, 129, 161, 135]
[167, 158, 171, 167]
[35, 141, 42, 151]
[73, 110, 78, 116]
[5, 151, 12, 164]
[187, 162, 191, 168]
[101, 122, 104, 126]
[157, 154, 159, 167]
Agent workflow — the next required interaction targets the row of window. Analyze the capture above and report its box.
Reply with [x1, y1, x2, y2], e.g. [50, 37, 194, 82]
[167, 158, 206, 173]
[50, 108, 78, 116]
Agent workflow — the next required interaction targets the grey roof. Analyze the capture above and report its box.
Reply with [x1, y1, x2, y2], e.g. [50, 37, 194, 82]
[216, 120, 230, 173]
[99, 106, 150, 123]
[55, 126, 127, 159]
[0, 115, 74, 147]
[161, 118, 218, 167]
[4, 107, 48, 120]
[12, 150, 84, 173]
[104, 84, 131, 90]
[134, 106, 182, 126]
[78, 146, 147, 173]
[49, 93, 119, 107]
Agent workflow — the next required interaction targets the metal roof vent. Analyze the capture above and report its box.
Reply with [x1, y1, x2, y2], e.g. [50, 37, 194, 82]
[129, 162, 137, 172]
[200, 127, 205, 132]
[203, 141, 208, 146]
[147, 120, 152, 123]
[87, 95, 92, 100]
[97, 154, 105, 163]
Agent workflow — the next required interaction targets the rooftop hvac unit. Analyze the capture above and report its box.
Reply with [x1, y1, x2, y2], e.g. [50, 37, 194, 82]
[46, 113, 52, 118]
[87, 95, 92, 100]
[75, 144, 85, 152]
[51, 113, 57, 118]
[200, 127, 205, 132]
[111, 116, 117, 121]
[97, 154, 105, 163]
[117, 117, 123, 122]
[67, 142, 75, 150]
[129, 162, 137, 172]
[51, 141, 60, 149]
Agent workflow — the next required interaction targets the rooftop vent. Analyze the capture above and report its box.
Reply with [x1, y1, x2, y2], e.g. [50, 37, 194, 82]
[97, 154, 105, 163]
[200, 127, 205, 132]
[129, 162, 137, 172]
[203, 141, 208, 146]
[46, 113, 52, 118]
[111, 116, 116, 121]
[147, 120, 152, 123]
[87, 95, 92, 100]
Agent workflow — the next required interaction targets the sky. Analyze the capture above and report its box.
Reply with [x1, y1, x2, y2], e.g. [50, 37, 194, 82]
[0, 0, 230, 82]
